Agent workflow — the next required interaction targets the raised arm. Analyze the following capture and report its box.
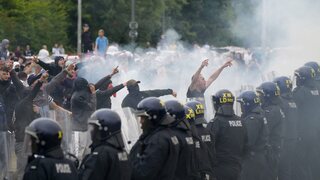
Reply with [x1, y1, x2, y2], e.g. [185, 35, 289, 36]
[94, 66, 119, 90]
[33, 57, 51, 71]
[97, 83, 125, 97]
[45, 64, 74, 94]
[10, 69, 25, 93]
[27, 80, 43, 101]
[144, 89, 177, 98]
[206, 59, 232, 89]
[189, 59, 208, 90]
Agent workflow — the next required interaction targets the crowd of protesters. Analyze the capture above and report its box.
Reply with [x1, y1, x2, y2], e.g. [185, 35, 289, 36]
[1, 32, 320, 180]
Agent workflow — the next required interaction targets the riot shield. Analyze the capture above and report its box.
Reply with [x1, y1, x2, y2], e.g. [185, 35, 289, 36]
[0, 131, 8, 179]
[115, 108, 142, 152]
[50, 110, 72, 152]
[0, 131, 13, 180]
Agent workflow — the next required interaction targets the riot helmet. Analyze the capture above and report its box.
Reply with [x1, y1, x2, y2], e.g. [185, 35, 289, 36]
[24, 118, 63, 156]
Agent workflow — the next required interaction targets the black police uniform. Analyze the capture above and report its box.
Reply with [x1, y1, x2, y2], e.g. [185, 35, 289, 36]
[165, 100, 203, 180]
[192, 122, 215, 180]
[23, 148, 78, 180]
[79, 109, 131, 180]
[278, 95, 299, 180]
[293, 83, 320, 180]
[186, 101, 216, 179]
[208, 106, 247, 180]
[171, 120, 201, 180]
[261, 101, 284, 179]
[79, 143, 131, 180]
[240, 107, 268, 180]
[130, 97, 180, 180]
[130, 126, 180, 180]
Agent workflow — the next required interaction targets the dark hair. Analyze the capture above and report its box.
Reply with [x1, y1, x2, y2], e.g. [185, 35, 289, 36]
[0, 66, 10, 72]
[18, 71, 27, 80]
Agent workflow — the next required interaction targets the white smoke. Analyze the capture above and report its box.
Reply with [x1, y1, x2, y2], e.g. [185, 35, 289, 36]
[79, 0, 320, 118]
[233, 0, 320, 77]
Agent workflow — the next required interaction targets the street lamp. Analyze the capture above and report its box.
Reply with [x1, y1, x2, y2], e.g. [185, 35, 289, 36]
[129, 0, 138, 42]
[77, 0, 82, 55]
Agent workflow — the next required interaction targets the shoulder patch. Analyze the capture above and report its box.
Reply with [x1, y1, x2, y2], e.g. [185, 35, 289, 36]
[185, 137, 194, 145]
[171, 136, 179, 145]
[118, 152, 128, 161]
[263, 117, 268, 125]
[195, 141, 201, 149]
[288, 102, 297, 108]
[311, 90, 319, 96]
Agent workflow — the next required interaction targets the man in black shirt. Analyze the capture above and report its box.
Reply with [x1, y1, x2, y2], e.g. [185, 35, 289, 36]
[121, 79, 177, 110]
[82, 24, 93, 53]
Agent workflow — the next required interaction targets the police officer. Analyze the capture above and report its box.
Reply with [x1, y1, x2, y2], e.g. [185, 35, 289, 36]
[293, 66, 320, 180]
[237, 91, 268, 180]
[78, 109, 131, 180]
[130, 97, 180, 180]
[304, 61, 320, 86]
[184, 105, 215, 180]
[23, 118, 78, 180]
[273, 76, 299, 180]
[186, 101, 216, 179]
[165, 100, 201, 180]
[207, 89, 247, 180]
[256, 82, 284, 180]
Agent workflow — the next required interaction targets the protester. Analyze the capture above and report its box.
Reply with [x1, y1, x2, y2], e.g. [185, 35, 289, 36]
[82, 24, 93, 53]
[95, 29, 109, 57]
[14, 73, 46, 179]
[33, 56, 65, 76]
[96, 80, 127, 109]
[24, 45, 33, 56]
[0, 39, 10, 60]
[38, 45, 50, 62]
[70, 67, 119, 159]
[122, 79, 177, 109]
[52, 43, 60, 55]
[187, 59, 232, 102]
[14, 46, 22, 59]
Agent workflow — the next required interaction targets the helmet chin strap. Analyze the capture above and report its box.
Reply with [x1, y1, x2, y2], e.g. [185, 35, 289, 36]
[216, 104, 234, 116]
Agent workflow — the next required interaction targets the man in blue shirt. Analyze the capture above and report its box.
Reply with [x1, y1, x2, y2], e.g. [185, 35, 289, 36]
[95, 29, 108, 57]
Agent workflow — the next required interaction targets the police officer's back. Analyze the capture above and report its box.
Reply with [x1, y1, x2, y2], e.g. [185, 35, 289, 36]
[23, 118, 78, 180]
[165, 100, 201, 180]
[237, 91, 268, 180]
[292, 66, 320, 180]
[129, 97, 180, 180]
[186, 101, 216, 179]
[273, 76, 299, 180]
[256, 82, 284, 180]
[256, 82, 284, 156]
[207, 89, 247, 180]
[79, 109, 131, 180]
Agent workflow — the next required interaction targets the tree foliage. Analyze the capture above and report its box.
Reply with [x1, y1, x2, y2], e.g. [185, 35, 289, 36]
[0, 0, 69, 51]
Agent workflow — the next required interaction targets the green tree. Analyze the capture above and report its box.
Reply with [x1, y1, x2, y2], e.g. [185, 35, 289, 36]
[0, 0, 70, 52]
